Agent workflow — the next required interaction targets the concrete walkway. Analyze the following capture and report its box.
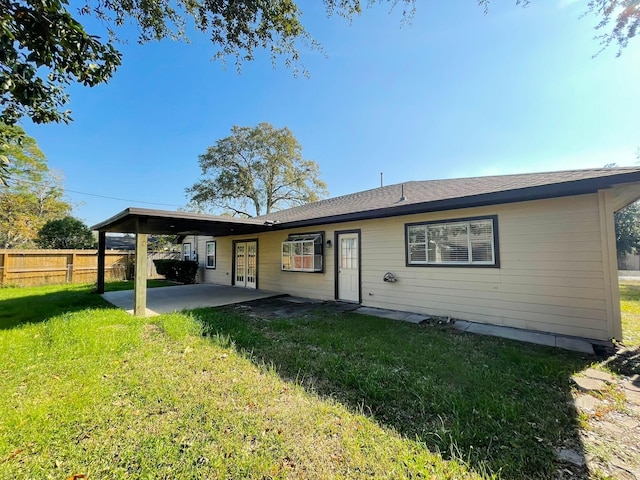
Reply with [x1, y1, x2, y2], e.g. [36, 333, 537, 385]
[102, 284, 282, 316]
[355, 306, 596, 354]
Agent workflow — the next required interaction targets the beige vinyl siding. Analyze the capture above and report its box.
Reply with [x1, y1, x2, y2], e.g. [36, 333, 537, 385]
[255, 232, 335, 299]
[185, 192, 619, 341]
[358, 195, 609, 340]
[180, 235, 232, 285]
[203, 236, 234, 285]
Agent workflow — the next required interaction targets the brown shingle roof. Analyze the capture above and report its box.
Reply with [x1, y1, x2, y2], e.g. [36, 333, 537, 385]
[256, 167, 640, 225]
[93, 167, 640, 235]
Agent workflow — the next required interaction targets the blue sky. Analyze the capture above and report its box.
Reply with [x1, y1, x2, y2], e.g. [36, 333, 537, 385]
[22, 1, 640, 227]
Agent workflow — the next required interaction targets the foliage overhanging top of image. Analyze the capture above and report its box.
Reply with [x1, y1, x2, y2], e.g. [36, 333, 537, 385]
[1, 0, 639, 126]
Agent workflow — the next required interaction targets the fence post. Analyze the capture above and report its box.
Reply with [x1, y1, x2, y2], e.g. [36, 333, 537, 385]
[0, 251, 7, 285]
[70, 252, 76, 283]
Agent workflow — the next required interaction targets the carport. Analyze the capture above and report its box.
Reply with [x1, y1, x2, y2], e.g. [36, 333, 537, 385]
[91, 208, 273, 316]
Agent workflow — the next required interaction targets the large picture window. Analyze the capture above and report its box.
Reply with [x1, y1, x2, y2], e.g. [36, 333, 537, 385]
[406, 216, 498, 267]
[281, 233, 324, 272]
[205, 241, 216, 269]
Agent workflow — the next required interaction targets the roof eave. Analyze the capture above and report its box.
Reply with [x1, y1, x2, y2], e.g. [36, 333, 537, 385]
[271, 173, 640, 230]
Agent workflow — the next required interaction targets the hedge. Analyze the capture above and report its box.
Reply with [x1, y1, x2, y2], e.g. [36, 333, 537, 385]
[153, 259, 199, 284]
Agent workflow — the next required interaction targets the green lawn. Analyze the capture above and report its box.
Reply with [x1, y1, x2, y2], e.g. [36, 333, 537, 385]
[619, 280, 640, 347]
[0, 284, 478, 479]
[0, 280, 172, 330]
[2, 281, 626, 478]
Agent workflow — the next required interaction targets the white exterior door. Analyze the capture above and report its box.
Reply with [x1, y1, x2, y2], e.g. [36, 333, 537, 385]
[337, 233, 360, 302]
[235, 241, 257, 289]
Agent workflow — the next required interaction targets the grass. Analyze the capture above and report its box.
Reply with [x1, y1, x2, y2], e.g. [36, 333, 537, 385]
[619, 280, 640, 347]
[5, 280, 636, 478]
[196, 306, 589, 478]
[0, 285, 478, 479]
[0, 279, 174, 330]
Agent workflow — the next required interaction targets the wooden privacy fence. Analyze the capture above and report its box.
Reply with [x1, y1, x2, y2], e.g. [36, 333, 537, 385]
[0, 250, 180, 287]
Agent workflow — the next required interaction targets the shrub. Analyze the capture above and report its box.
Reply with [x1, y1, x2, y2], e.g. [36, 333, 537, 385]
[153, 259, 173, 277]
[153, 259, 198, 284]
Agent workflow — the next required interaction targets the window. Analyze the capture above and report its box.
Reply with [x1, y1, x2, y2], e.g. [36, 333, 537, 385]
[406, 216, 498, 267]
[205, 241, 216, 269]
[182, 243, 191, 262]
[281, 233, 324, 272]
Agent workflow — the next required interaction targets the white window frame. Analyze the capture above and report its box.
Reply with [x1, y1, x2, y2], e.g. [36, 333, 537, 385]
[281, 233, 324, 273]
[182, 242, 191, 262]
[205, 241, 216, 269]
[406, 216, 499, 267]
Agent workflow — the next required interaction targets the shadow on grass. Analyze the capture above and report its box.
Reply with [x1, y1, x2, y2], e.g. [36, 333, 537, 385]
[195, 302, 594, 479]
[0, 279, 180, 330]
[599, 345, 640, 376]
[0, 284, 115, 330]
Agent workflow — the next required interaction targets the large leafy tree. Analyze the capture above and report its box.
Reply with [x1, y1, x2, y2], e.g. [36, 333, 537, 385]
[36, 216, 96, 249]
[615, 201, 640, 258]
[187, 122, 328, 217]
[1, 1, 638, 127]
[0, 123, 70, 247]
[0, 122, 47, 184]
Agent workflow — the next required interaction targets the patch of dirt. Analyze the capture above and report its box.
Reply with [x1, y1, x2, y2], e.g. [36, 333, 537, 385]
[599, 345, 640, 377]
[225, 296, 360, 320]
[564, 367, 640, 479]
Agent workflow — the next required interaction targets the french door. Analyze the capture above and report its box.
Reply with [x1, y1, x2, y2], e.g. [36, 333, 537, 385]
[235, 241, 257, 289]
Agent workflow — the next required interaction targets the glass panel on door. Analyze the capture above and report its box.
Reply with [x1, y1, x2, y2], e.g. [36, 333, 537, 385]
[235, 244, 245, 284]
[247, 242, 257, 288]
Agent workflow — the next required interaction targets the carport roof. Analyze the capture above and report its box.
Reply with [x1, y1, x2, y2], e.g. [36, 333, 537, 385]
[91, 207, 268, 236]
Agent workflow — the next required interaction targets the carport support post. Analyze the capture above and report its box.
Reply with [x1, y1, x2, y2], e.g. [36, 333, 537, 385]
[97, 231, 106, 294]
[134, 227, 148, 316]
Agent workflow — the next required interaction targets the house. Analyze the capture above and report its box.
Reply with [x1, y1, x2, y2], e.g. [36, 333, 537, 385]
[92, 167, 640, 343]
[105, 234, 136, 251]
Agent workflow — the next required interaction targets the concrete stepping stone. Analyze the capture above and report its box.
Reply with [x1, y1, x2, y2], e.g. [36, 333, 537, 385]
[593, 420, 624, 436]
[555, 448, 585, 467]
[624, 388, 640, 406]
[623, 376, 640, 393]
[583, 368, 616, 383]
[573, 394, 604, 413]
[572, 375, 608, 393]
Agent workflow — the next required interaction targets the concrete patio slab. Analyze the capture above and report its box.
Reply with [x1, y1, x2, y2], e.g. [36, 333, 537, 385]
[102, 284, 282, 316]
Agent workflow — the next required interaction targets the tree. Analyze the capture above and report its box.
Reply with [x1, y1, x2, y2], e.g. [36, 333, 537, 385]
[36, 216, 96, 249]
[2, 1, 638, 127]
[0, 122, 47, 185]
[0, 123, 71, 247]
[1, 0, 311, 125]
[186, 123, 328, 217]
[148, 234, 178, 252]
[615, 202, 640, 258]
